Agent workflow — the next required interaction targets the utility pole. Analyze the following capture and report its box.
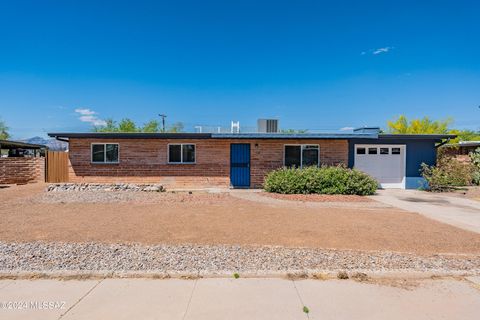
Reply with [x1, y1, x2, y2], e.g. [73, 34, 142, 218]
[158, 114, 167, 133]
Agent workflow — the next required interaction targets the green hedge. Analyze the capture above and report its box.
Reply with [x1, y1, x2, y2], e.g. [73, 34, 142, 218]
[263, 166, 378, 196]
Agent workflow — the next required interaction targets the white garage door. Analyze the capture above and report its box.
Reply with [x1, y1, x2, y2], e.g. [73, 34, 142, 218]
[354, 144, 406, 189]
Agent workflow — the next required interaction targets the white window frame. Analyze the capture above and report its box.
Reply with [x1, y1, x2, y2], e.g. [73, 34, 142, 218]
[167, 143, 196, 164]
[283, 144, 320, 168]
[90, 143, 120, 164]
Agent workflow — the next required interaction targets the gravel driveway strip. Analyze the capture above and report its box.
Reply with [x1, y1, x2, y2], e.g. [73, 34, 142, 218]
[1, 242, 479, 276]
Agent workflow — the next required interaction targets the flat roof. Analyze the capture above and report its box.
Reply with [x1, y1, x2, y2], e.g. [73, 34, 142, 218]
[48, 132, 456, 141]
[378, 134, 457, 141]
[48, 132, 213, 140]
[444, 141, 480, 147]
[210, 133, 378, 139]
[48, 132, 379, 140]
[0, 139, 47, 149]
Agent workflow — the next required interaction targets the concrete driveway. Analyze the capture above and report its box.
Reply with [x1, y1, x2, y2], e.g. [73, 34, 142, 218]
[372, 190, 480, 234]
[1, 277, 480, 320]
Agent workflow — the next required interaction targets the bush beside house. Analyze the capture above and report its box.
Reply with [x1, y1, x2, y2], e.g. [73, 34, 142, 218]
[471, 147, 480, 185]
[264, 166, 378, 196]
[421, 148, 480, 192]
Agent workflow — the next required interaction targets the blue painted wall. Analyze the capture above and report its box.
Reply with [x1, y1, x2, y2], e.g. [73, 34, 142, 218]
[348, 138, 438, 178]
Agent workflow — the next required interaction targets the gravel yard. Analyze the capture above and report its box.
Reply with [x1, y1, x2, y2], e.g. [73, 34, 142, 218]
[1, 183, 480, 275]
[1, 242, 479, 275]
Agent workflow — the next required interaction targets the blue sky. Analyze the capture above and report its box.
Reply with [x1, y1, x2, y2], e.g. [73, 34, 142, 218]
[0, 0, 479, 138]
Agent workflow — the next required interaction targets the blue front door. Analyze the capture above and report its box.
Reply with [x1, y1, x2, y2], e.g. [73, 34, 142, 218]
[230, 144, 251, 188]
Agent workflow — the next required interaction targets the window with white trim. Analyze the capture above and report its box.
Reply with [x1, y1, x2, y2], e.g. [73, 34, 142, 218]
[168, 144, 195, 163]
[91, 143, 119, 163]
[284, 145, 319, 168]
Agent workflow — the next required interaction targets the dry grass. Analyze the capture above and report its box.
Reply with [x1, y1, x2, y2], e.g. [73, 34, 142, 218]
[1, 183, 480, 255]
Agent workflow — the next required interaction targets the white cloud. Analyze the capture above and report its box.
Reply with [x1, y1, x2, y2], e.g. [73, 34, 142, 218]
[75, 108, 96, 116]
[74, 108, 106, 126]
[362, 46, 394, 56]
[372, 46, 393, 55]
[340, 126, 354, 131]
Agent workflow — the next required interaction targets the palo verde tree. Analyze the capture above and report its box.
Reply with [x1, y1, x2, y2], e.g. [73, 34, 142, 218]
[387, 115, 452, 134]
[387, 115, 480, 143]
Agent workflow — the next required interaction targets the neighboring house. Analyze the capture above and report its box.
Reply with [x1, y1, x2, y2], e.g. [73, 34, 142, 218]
[48, 126, 454, 189]
[0, 140, 47, 184]
[441, 141, 480, 163]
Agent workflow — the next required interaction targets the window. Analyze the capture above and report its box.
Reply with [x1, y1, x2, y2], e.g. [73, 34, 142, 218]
[368, 148, 378, 155]
[285, 146, 301, 167]
[380, 148, 389, 155]
[91, 143, 119, 163]
[391, 147, 401, 155]
[168, 144, 195, 163]
[356, 147, 366, 155]
[284, 145, 319, 168]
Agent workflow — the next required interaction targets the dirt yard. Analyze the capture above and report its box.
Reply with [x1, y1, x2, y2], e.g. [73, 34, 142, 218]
[441, 186, 480, 202]
[1, 183, 480, 255]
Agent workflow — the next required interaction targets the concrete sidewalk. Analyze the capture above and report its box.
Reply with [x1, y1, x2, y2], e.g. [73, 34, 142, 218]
[1, 277, 479, 319]
[372, 189, 480, 233]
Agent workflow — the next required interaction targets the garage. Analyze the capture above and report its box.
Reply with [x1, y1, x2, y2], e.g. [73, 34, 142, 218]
[354, 144, 406, 189]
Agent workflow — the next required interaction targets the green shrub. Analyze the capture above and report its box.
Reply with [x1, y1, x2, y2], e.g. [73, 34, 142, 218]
[470, 147, 480, 185]
[421, 155, 475, 192]
[263, 165, 378, 196]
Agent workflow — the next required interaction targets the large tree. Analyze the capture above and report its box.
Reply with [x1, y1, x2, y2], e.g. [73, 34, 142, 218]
[448, 129, 480, 144]
[0, 118, 10, 140]
[387, 115, 452, 134]
[387, 115, 480, 143]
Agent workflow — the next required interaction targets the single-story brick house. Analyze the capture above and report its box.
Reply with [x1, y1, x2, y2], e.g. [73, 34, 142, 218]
[48, 128, 455, 189]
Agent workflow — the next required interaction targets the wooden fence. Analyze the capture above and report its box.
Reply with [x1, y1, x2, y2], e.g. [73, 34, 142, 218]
[46, 151, 69, 183]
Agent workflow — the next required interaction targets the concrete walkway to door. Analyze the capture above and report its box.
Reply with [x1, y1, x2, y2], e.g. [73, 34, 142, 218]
[372, 189, 480, 234]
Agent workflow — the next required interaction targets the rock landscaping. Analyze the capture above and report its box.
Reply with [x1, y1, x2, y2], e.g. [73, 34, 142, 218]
[46, 183, 164, 192]
[1, 242, 479, 275]
[37, 189, 227, 204]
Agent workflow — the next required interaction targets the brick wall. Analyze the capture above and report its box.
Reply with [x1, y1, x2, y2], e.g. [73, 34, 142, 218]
[0, 157, 45, 184]
[68, 138, 348, 188]
[441, 146, 477, 164]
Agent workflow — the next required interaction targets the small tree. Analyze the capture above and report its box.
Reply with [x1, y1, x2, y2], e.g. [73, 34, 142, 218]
[168, 122, 184, 133]
[470, 147, 480, 185]
[142, 120, 160, 133]
[93, 118, 118, 132]
[421, 155, 475, 191]
[117, 118, 137, 132]
[0, 118, 9, 140]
